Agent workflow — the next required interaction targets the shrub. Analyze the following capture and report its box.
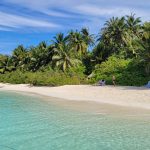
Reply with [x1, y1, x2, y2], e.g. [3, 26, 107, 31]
[0, 69, 88, 86]
[92, 56, 150, 86]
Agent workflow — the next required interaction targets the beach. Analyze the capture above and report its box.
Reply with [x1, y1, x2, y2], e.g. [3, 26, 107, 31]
[0, 83, 150, 110]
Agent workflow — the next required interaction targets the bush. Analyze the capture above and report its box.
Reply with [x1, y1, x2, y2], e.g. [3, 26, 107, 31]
[0, 69, 88, 86]
[92, 56, 150, 86]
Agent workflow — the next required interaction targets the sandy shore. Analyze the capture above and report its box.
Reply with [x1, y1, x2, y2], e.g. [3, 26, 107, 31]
[0, 83, 150, 110]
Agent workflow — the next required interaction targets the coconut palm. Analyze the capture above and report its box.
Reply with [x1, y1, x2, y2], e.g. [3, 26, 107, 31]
[140, 22, 150, 74]
[52, 33, 68, 48]
[38, 41, 47, 50]
[100, 17, 126, 54]
[81, 28, 95, 46]
[52, 43, 81, 72]
[126, 14, 141, 35]
[26, 41, 54, 71]
[12, 45, 28, 68]
[0, 55, 15, 73]
[122, 14, 142, 57]
[68, 30, 87, 55]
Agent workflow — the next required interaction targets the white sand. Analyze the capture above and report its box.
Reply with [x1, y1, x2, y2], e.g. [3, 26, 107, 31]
[0, 83, 150, 109]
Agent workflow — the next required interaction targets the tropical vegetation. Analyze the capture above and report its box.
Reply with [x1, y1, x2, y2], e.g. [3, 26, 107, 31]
[0, 14, 150, 86]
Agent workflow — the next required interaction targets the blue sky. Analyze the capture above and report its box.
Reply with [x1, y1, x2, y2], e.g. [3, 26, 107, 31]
[0, 0, 150, 54]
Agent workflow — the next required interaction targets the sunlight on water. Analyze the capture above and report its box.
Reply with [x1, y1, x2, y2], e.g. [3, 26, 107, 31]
[0, 91, 150, 150]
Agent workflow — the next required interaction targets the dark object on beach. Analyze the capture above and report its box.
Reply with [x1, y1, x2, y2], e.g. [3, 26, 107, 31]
[99, 79, 106, 86]
[112, 76, 116, 86]
[146, 81, 150, 88]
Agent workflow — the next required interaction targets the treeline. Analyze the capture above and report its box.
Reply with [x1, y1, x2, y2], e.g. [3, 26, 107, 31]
[0, 14, 150, 86]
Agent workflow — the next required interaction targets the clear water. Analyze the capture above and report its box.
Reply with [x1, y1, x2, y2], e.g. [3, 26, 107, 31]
[0, 91, 150, 150]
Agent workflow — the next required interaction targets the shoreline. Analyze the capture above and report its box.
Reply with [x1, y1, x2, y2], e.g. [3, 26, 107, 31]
[0, 83, 150, 111]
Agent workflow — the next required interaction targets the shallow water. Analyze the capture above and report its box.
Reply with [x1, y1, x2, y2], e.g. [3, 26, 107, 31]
[0, 91, 150, 150]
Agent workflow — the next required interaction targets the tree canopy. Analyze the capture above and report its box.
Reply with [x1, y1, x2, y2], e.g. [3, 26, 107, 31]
[0, 14, 150, 86]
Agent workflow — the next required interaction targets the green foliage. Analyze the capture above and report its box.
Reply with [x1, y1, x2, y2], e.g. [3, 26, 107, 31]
[82, 53, 94, 75]
[52, 44, 82, 71]
[96, 14, 143, 61]
[0, 14, 149, 86]
[0, 69, 88, 86]
[67, 29, 92, 55]
[92, 56, 150, 86]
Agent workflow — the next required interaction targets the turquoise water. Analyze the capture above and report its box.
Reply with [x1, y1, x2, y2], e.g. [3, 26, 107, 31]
[0, 91, 150, 150]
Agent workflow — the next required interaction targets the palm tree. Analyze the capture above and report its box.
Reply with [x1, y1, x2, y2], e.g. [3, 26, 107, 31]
[126, 14, 141, 35]
[52, 33, 68, 48]
[140, 22, 150, 74]
[124, 14, 142, 57]
[52, 43, 81, 72]
[81, 28, 95, 47]
[37, 41, 50, 66]
[92, 41, 111, 64]
[26, 42, 54, 71]
[68, 30, 87, 55]
[100, 16, 126, 54]
[12, 45, 28, 69]
[27, 46, 41, 71]
[38, 41, 47, 50]
[0, 55, 15, 73]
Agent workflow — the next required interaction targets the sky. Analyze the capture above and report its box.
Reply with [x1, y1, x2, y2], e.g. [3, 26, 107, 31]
[0, 0, 150, 54]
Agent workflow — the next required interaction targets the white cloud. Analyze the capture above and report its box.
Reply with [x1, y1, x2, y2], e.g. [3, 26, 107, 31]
[3, 0, 72, 17]
[2, 0, 150, 22]
[0, 11, 60, 29]
[76, 5, 128, 16]
[75, 4, 149, 19]
[1, 0, 150, 32]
